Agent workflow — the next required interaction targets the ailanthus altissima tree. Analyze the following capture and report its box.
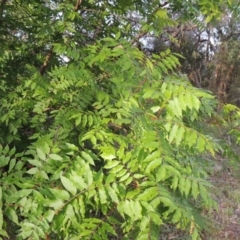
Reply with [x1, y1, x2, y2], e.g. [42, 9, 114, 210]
[0, 0, 236, 239]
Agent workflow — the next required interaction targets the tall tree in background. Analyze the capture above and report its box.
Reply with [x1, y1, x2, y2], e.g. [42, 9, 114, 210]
[149, 0, 240, 103]
[0, 0, 238, 239]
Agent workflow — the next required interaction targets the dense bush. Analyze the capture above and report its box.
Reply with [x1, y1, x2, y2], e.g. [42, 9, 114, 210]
[0, 0, 238, 239]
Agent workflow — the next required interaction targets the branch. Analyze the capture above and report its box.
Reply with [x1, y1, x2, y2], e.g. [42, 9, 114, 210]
[40, 46, 54, 76]
[74, 0, 82, 12]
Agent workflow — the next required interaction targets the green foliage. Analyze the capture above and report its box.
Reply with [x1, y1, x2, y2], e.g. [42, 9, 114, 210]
[0, 0, 236, 240]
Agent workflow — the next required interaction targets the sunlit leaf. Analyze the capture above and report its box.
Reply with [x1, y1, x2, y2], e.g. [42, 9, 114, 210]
[60, 175, 77, 195]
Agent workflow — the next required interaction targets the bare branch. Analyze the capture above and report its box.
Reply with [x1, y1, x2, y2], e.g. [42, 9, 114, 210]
[74, 0, 82, 12]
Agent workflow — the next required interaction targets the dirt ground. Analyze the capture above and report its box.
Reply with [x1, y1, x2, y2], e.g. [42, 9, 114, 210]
[203, 157, 240, 240]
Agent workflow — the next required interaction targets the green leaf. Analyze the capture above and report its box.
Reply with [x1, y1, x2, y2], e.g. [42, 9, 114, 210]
[156, 165, 166, 182]
[49, 188, 70, 200]
[102, 222, 117, 236]
[179, 177, 185, 195]
[7, 189, 32, 203]
[192, 180, 199, 200]
[119, 172, 130, 182]
[175, 127, 185, 146]
[172, 208, 182, 223]
[109, 164, 124, 174]
[71, 171, 87, 190]
[104, 160, 120, 169]
[143, 150, 161, 163]
[85, 165, 93, 186]
[148, 212, 163, 225]
[81, 151, 95, 165]
[60, 175, 77, 195]
[98, 187, 107, 204]
[184, 178, 192, 197]
[191, 228, 199, 240]
[106, 186, 119, 203]
[75, 114, 82, 126]
[0, 156, 10, 167]
[168, 124, 178, 143]
[28, 159, 42, 167]
[44, 199, 63, 210]
[115, 32, 121, 40]
[171, 175, 178, 190]
[49, 154, 63, 161]
[105, 173, 116, 185]
[9, 147, 16, 156]
[145, 158, 162, 174]
[137, 187, 158, 201]
[5, 207, 19, 224]
[151, 106, 161, 113]
[101, 153, 116, 160]
[8, 158, 16, 172]
[37, 148, 46, 161]
[160, 197, 176, 209]
[44, 209, 55, 222]
[66, 204, 75, 219]
[27, 167, 39, 174]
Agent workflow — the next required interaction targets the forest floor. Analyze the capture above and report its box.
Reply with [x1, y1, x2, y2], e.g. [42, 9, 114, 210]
[202, 155, 240, 240]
